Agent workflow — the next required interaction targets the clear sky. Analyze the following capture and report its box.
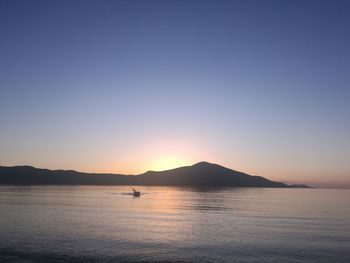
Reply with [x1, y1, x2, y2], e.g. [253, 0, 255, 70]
[1, 0, 349, 187]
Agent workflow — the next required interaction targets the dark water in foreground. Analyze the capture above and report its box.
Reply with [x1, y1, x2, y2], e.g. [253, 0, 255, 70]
[0, 186, 349, 263]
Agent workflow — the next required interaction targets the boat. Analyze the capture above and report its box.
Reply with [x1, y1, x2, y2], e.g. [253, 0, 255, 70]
[132, 188, 141, 197]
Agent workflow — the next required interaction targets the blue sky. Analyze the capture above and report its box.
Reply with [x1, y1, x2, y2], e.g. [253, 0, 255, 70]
[0, 0, 349, 187]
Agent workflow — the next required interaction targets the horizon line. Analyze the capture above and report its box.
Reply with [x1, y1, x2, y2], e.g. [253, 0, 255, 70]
[1, 162, 349, 189]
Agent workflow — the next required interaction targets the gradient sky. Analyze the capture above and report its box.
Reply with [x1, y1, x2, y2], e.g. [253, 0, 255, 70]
[1, 0, 350, 187]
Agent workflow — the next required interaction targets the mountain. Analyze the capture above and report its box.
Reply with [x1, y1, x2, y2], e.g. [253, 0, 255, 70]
[0, 165, 129, 185]
[136, 162, 288, 187]
[0, 161, 298, 187]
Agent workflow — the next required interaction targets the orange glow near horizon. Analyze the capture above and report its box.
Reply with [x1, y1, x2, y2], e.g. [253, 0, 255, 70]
[99, 136, 212, 174]
[149, 156, 190, 171]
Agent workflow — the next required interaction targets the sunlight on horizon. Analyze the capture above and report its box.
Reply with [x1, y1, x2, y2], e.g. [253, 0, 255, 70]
[149, 156, 190, 172]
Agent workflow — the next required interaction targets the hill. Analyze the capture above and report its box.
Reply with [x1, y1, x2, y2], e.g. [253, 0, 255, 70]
[136, 162, 288, 187]
[0, 161, 298, 187]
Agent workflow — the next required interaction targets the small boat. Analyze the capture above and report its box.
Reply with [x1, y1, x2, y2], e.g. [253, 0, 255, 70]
[132, 188, 141, 197]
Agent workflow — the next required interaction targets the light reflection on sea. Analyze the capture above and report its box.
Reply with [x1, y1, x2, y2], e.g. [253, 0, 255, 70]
[0, 186, 349, 262]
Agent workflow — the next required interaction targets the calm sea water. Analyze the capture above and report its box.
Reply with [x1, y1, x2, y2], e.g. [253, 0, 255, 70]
[0, 186, 349, 263]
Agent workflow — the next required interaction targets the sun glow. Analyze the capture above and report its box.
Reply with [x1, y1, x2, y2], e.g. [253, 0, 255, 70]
[109, 136, 208, 174]
[150, 156, 189, 171]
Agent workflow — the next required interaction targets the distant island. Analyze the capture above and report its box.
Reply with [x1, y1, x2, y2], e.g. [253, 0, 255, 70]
[0, 161, 310, 188]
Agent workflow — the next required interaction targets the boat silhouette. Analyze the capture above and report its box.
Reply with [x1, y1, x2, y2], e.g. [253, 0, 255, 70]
[132, 188, 141, 197]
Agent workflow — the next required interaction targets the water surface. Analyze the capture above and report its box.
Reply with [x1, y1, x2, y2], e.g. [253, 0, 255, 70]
[0, 186, 349, 262]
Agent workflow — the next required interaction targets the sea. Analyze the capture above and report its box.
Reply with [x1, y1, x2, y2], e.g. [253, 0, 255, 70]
[0, 186, 349, 262]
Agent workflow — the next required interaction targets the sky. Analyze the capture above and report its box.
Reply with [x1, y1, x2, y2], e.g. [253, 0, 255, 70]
[0, 0, 349, 187]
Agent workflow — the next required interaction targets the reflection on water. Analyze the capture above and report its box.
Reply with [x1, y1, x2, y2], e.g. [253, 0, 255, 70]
[0, 186, 349, 262]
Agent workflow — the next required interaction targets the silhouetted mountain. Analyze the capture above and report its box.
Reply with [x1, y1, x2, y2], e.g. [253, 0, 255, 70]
[0, 162, 304, 188]
[0, 165, 129, 185]
[136, 161, 288, 187]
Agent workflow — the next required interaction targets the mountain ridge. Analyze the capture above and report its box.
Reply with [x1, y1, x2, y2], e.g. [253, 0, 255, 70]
[0, 161, 308, 188]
